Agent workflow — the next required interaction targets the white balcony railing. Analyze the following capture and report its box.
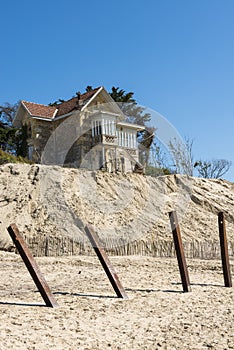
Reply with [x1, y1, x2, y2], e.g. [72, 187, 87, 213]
[91, 119, 138, 149]
[116, 131, 137, 149]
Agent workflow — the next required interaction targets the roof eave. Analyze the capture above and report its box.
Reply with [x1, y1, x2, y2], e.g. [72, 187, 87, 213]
[31, 116, 54, 122]
[80, 87, 103, 112]
[117, 121, 145, 131]
[53, 111, 77, 121]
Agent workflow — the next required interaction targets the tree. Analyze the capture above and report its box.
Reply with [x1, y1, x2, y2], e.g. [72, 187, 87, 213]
[149, 139, 170, 168]
[0, 101, 27, 156]
[0, 125, 17, 153]
[0, 102, 18, 153]
[109, 87, 151, 125]
[168, 137, 194, 176]
[145, 139, 171, 176]
[165, 136, 232, 179]
[109, 86, 135, 104]
[194, 159, 232, 179]
[0, 102, 19, 126]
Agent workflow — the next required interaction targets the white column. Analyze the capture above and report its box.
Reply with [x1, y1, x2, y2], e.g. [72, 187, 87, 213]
[105, 120, 108, 135]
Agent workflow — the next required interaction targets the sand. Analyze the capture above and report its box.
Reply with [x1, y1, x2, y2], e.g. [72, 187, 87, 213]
[1, 164, 234, 256]
[0, 251, 234, 349]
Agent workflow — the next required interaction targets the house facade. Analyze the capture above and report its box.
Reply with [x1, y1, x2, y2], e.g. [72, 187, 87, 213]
[13, 87, 145, 173]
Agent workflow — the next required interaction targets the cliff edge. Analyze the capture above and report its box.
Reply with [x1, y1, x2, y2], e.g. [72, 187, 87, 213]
[1, 163, 234, 257]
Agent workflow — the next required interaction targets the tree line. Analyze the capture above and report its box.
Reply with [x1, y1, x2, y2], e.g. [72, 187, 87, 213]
[0, 86, 231, 179]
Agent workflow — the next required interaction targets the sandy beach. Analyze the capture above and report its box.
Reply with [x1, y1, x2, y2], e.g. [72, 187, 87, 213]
[0, 251, 234, 349]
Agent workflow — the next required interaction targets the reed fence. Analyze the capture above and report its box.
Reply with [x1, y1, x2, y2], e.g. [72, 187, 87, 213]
[19, 234, 234, 260]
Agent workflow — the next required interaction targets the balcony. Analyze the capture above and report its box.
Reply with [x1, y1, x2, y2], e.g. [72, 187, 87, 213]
[91, 117, 138, 149]
[102, 135, 118, 145]
[116, 130, 137, 149]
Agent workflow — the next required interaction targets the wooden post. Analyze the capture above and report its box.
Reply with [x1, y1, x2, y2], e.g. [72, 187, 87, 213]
[218, 212, 232, 287]
[169, 211, 191, 292]
[7, 224, 59, 307]
[84, 225, 128, 299]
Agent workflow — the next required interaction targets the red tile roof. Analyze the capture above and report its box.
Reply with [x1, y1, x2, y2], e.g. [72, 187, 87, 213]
[56, 87, 101, 116]
[22, 101, 57, 119]
[22, 87, 101, 120]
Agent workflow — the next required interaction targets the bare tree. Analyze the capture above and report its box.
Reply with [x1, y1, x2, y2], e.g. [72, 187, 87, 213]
[194, 159, 232, 179]
[168, 137, 194, 176]
[145, 139, 171, 176]
[0, 102, 19, 126]
[149, 139, 169, 168]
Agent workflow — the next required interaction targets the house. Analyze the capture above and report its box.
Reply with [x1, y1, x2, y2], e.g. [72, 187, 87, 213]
[13, 87, 145, 173]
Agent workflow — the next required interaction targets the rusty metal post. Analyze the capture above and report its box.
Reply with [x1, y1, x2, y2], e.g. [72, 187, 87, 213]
[218, 212, 232, 287]
[7, 224, 59, 307]
[169, 211, 191, 292]
[84, 225, 128, 299]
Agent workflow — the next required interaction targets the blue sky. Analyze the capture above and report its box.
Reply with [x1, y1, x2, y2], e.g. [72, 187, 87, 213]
[1, 0, 234, 180]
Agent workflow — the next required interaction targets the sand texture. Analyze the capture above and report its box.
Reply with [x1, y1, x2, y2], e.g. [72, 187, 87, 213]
[0, 251, 234, 349]
[1, 164, 234, 258]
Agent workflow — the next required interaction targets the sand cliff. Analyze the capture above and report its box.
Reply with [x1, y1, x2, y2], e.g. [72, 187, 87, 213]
[0, 163, 234, 257]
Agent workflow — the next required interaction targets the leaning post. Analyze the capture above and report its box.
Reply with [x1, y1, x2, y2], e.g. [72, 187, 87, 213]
[218, 212, 232, 287]
[169, 211, 191, 292]
[85, 225, 128, 299]
[7, 224, 59, 307]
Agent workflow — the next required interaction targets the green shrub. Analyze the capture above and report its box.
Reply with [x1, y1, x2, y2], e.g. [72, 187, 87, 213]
[0, 149, 32, 165]
[145, 165, 171, 177]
